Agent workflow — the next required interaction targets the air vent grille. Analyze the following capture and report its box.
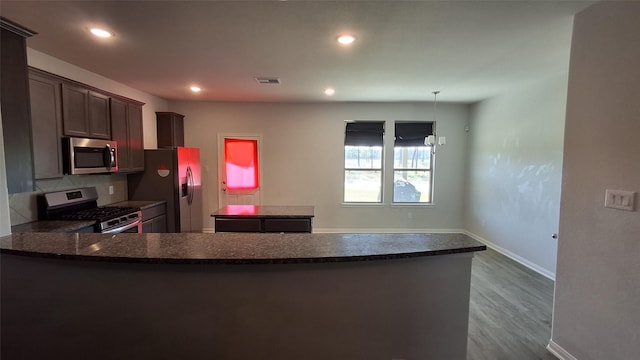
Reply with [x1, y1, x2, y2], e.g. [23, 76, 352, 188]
[255, 77, 281, 85]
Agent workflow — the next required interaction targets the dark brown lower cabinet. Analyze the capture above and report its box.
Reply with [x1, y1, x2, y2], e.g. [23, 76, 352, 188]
[214, 217, 312, 233]
[141, 203, 167, 233]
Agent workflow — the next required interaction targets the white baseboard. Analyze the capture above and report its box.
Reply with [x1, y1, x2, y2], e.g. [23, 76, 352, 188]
[547, 340, 578, 360]
[202, 227, 215, 234]
[314, 228, 466, 234]
[205, 227, 463, 234]
[463, 231, 556, 281]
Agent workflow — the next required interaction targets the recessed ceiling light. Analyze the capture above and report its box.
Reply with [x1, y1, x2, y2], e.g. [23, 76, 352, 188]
[190, 86, 202, 93]
[337, 34, 356, 45]
[90, 28, 113, 38]
[324, 87, 336, 96]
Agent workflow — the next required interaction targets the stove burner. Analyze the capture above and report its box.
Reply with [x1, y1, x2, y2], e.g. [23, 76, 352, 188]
[58, 206, 138, 222]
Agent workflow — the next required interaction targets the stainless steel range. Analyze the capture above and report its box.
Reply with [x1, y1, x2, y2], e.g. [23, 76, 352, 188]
[37, 187, 142, 233]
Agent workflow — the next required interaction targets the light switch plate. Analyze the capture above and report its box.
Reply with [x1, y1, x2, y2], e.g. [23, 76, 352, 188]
[604, 189, 635, 211]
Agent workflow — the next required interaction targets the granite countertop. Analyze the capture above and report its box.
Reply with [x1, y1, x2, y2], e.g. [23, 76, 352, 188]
[0, 232, 485, 265]
[10, 220, 97, 233]
[212, 205, 315, 218]
[110, 200, 166, 210]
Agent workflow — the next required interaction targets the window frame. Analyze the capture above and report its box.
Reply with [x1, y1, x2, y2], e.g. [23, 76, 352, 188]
[392, 121, 435, 205]
[342, 120, 437, 206]
[343, 121, 385, 204]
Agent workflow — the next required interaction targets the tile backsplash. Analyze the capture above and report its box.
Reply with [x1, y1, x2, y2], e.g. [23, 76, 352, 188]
[9, 174, 128, 226]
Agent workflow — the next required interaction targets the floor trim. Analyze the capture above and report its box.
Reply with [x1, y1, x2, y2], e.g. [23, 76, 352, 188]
[464, 230, 556, 281]
[547, 340, 578, 360]
[203, 228, 464, 234]
[314, 228, 466, 234]
[202, 227, 215, 234]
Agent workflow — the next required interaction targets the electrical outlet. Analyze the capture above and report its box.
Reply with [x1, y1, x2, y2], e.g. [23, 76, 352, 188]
[604, 189, 635, 211]
[108, 185, 114, 195]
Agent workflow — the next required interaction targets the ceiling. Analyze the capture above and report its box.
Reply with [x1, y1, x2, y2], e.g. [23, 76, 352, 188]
[0, 0, 594, 103]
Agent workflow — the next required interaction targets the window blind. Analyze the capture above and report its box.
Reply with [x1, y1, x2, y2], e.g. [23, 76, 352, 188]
[394, 122, 434, 147]
[344, 121, 385, 146]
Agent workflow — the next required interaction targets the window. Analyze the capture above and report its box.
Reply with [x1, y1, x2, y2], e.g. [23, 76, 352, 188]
[224, 138, 259, 190]
[343, 121, 384, 203]
[393, 122, 433, 203]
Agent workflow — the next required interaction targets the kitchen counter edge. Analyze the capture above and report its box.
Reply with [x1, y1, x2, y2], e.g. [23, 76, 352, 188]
[0, 232, 486, 265]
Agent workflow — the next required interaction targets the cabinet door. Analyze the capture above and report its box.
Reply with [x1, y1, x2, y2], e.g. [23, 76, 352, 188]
[214, 218, 262, 232]
[142, 219, 153, 233]
[151, 214, 167, 233]
[29, 70, 64, 179]
[141, 215, 167, 233]
[156, 112, 184, 148]
[88, 91, 111, 139]
[110, 99, 144, 173]
[128, 103, 144, 171]
[110, 98, 130, 170]
[263, 218, 312, 233]
[61, 83, 89, 137]
[1, 26, 35, 193]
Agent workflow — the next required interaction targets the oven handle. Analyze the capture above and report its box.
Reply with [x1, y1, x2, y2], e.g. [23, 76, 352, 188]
[102, 219, 141, 234]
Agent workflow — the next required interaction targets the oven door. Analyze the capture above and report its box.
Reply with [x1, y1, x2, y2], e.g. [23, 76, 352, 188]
[102, 220, 142, 234]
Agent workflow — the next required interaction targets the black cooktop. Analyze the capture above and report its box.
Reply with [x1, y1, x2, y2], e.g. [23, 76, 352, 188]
[56, 206, 139, 222]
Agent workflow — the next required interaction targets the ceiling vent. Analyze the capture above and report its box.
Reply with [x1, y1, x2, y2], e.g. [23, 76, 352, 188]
[255, 77, 281, 85]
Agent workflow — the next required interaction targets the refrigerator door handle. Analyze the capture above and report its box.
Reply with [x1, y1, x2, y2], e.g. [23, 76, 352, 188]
[187, 166, 194, 205]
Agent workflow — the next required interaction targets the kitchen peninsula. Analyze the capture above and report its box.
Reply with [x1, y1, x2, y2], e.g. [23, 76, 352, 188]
[1, 232, 485, 360]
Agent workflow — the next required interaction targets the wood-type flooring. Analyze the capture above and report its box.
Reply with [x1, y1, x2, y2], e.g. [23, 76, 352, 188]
[467, 248, 557, 360]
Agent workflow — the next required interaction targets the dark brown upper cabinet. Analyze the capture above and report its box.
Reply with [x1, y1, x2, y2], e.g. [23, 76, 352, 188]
[111, 98, 144, 173]
[29, 68, 64, 179]
[27, 67, 146, 177]
[156, 112, 184, 148]
[62, 83, 111, 139]
[1, 18, 36, 193]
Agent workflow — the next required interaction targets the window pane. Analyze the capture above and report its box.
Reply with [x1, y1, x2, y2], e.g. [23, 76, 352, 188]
[225, 139, 259, 190]
[345, 146, 382, 169]
[393, 146, 431, 169]
[344, 170, 382, 202]
[393, 170, 431, 203]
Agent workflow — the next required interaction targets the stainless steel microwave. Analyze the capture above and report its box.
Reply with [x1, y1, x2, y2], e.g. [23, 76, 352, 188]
[63, 137, 118, 175]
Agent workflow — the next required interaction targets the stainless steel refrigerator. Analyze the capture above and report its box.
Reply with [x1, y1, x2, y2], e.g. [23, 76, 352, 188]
[128, 148, 203, 232]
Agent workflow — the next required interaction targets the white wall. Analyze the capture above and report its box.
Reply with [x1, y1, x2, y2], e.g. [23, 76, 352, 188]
[549, 2, 640, 359]
[169, 101, 469, 232]
[464, 76, 567, 278]
[26, 48, 169, 149]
